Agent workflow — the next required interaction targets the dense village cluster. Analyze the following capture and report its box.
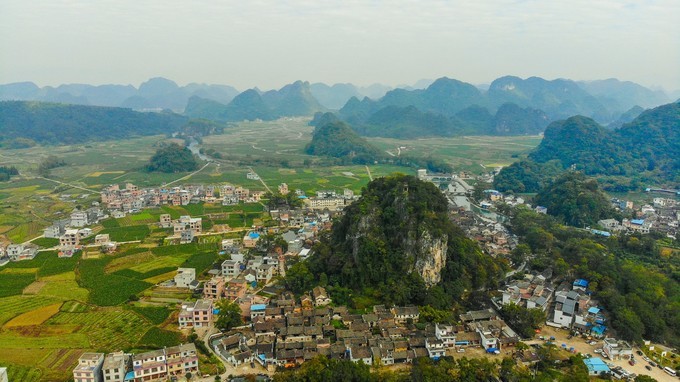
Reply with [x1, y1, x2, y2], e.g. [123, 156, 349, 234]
[0, 171, 676, 381]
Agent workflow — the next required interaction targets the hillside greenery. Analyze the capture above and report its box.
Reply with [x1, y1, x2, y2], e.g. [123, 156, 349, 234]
[494, 102, 680, 192]
[305, 117, 384, 164]
[533, 172, 618, 227]
[502, 204, 680, 346]
[289, 175, 504, 309]
[0, 165, 19, 181]
[0, 101, 188, 146]
[146, 143, 199, 173]
[273, 354, 589, 382]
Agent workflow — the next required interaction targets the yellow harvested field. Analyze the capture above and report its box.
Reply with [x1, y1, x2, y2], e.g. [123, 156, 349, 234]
[4, 303, 62, 328]
[88, 171, 125, 177]
[40, 272, 77, 282]
[143, 271, 177, 284]
[105, 251, 154, 273]
[0, 268, 38, 275]
[23, 281, 46, 295]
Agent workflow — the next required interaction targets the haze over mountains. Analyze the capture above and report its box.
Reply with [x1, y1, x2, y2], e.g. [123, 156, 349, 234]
[0, 75, 674, 139]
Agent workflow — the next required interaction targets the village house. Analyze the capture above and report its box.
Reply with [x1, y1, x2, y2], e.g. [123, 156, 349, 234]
[392, 306, 420, 324]
[73, 352, 105, 382]
[312, 286, 331, 306]
[178, 299, 213, 329]
[174, 268, 197, 289]
[60, 229, 80, 248]
[221, 258, 243, 279]
[499, 274, 553, 312]
[243, 232, 260, 248]
[102, 351, 130, 382]
[165, 343, 199, 378]
[204, 276, 226, 300]
[6, 243, 38, 261]
[602, 338, 633, 360]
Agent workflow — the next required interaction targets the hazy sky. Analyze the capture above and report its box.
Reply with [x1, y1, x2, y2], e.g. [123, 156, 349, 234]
[1, 0, 679, 91]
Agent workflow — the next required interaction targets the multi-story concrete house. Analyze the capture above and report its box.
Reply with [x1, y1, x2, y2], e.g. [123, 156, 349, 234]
[204, 276, 226, 300]
[174, 268, 196, 289]
[178, 300, 213, 329]
[132, 349, 166, 381]
[221, 259, 242, 279]
[60, 229, 80, 248]
[6, 243, 38, 261]
[73, 352, 104, 382]
[71, 211, 89, 227]
[165, 343, 199, 378]
[102, 351, 129, 382]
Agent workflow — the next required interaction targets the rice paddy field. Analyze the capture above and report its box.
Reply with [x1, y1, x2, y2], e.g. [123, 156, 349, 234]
[0, 117, 541, 380]
[0, 246, 209, 381]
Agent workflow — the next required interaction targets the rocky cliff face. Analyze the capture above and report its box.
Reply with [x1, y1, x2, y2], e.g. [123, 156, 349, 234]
[412, 230, 447, 287]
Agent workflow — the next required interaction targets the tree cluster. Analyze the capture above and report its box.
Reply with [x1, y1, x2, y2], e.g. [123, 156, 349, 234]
[0, 166, 19, 181]
[146, 143, 199, 173]
[533, 172, 618, 227]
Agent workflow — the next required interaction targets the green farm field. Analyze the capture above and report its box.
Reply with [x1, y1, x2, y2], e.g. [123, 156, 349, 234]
[0, 118, 538, 242]
[0, 246, 204, 381]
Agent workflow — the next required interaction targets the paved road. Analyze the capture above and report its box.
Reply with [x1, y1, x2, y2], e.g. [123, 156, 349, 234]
[36, 176, 95, 193]
[248, 167, 272, 194]
[165, 162, 212, 187]
[365, 165, 373, 181]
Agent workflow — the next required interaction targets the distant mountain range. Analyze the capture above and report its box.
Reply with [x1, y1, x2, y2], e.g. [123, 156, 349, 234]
[185, 81, 325, 122]
[334, 76, 674, 138]
[1, 76, 674, 137]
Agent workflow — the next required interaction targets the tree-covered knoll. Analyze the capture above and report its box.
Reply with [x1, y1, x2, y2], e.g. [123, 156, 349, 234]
[289, 175, 504, 309]
[502, 204, 680, 346]
[494, 102, 680, 192]
[146, 143, 199, 173]
[0, 101, 188, 146]
[305, 117, 384, 164]
[533, 172, 617, 227]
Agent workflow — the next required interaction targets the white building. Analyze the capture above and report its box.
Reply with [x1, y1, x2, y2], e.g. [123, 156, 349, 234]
[602, 338, 633, 360]
[71, 211, 90, 227]
[174, 268, 196, 288]
[102, 351, 129, 382]
[73, 352, 104, 382]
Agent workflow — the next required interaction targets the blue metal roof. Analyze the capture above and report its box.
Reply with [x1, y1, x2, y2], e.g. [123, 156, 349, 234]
[573, 279, 589, 287]
[588, 307, 600, 314]
[631, 219, 645, 225]
[251, 304, 266, 311]
[583, 357, 610, 373]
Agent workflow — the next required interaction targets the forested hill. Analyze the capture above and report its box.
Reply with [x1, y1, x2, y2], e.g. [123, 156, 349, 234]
[290, 175, 503, 308]
[304, 115, 383, 164]
[494, 101, 680, 192]
[0, 101, 188, 146]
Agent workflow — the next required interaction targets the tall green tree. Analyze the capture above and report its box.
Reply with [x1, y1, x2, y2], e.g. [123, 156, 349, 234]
[215, 300, 242, 332]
